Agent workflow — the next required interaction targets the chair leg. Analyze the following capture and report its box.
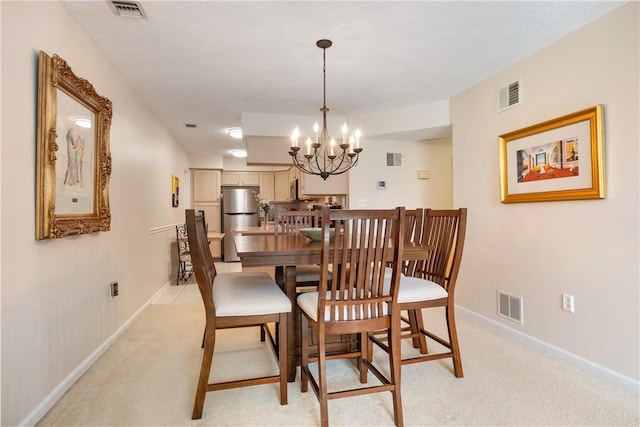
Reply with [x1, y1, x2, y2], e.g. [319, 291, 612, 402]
[407, 309, 426, 352]
[412, 309, 428, 354]
[388, 320, 404, 427]
[300, 315, 309, 393]
[359, 332, 370, 384]
[192, 325, 215, 420]
[317, 330, 329, 427]
[446, 305, 464, 378]
[278, 314, 288, 405]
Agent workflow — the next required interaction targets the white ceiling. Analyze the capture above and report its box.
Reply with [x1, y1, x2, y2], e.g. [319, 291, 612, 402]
[63, 1, 624, 159]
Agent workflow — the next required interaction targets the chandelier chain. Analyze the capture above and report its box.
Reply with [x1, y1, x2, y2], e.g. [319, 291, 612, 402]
[288, 39, 362, 180]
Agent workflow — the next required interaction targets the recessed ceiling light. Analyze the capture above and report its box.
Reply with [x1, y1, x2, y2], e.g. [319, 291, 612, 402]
[227, 127, 243, 139]
[229, 149, 247, 158]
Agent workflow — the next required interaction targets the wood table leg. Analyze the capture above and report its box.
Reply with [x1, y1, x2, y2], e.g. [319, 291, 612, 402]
[284, 266, 297, 382]
[276, 265, 298, 382]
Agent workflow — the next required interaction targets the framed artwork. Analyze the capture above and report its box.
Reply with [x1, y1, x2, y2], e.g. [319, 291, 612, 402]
[172, 175, 179, 207]
[499, 105, 605, 203]
[36, 51, 113, 239]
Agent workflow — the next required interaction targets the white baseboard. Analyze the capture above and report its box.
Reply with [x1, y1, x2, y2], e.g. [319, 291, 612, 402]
[20, 281, 172, 427]
[456, 305, 640, 394]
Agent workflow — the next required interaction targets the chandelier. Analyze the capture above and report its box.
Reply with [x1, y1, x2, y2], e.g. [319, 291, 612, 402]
[289, 39, 362, 180]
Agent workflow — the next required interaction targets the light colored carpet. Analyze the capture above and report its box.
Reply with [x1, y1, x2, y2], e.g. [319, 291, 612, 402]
[37, 285, 639, 426]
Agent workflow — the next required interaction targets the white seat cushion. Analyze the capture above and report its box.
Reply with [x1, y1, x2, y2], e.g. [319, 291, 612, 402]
[396, 276, 448, 303]
[213, 271, 291, 316]
[297, 291, 389, 321]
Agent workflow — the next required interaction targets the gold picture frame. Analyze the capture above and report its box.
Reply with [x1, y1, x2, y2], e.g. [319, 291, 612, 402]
[499, 105, 605, 203]
[172, 175, 179, 207]
[36, 51, 112, 239]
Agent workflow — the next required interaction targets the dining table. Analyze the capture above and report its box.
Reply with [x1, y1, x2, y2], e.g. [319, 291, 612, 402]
[233, 232, 432, 382]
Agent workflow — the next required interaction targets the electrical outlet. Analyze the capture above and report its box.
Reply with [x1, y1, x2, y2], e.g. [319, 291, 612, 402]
[110, 282, 119, 298]
[357, 198, 367, 207]
[562, 293, 574, 313]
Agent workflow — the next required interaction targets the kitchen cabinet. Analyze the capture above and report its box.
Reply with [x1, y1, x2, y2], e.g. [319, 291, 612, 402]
[192, 201, 222, 258]
[258, 172, 275, 201]
[274, 170, 289, 201]
[222, 171, 259, 186]
[191, 169, 223, 258]
[288, 166, 300, 184]
[192, 169, 221, 202]
[192, 202, 221, 232]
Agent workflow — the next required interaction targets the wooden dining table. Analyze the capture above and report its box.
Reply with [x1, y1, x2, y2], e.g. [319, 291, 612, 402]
[233, 233, 432, 381]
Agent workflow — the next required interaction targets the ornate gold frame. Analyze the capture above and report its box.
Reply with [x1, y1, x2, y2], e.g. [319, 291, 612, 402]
[499, 105, 605, 203]
[36, 51, 112, 239]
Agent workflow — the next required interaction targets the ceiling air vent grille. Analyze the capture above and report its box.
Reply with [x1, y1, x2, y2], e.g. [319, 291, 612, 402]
[497, 79, 522, 112]
[109, 1, 147, 19]
[386, 153, 402, 167]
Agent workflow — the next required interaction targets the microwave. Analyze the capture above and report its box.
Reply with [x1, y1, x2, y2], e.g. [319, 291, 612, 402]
[289, 179, 299, 201]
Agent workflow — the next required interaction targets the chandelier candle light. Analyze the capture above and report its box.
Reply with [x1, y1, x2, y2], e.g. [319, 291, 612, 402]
[289, 39, 362, 180]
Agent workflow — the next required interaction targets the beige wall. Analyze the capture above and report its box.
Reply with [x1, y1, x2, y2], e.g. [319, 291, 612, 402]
[1, 2, 192, 425]
[451, 2, 638, 382]
[348, 137, 453, 209]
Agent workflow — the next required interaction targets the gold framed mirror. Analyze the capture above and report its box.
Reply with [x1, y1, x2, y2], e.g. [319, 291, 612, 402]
[36, 51, 112, 239]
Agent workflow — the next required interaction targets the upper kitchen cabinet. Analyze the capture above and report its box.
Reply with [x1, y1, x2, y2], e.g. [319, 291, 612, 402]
[258, 171, 275, 201]
[274, 170, 289, 201]
[222, 171, 260, 186]
[298, 169, 348, 197]
[288, 166, 300, 184]
[192, 169, 221, 202]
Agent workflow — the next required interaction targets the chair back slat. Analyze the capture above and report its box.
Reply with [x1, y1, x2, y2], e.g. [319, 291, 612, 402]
[401, 209, 424, 275]
[411, 208, 467, 292]
[274, 210, 318, 235]
[318, 206, 405, 323]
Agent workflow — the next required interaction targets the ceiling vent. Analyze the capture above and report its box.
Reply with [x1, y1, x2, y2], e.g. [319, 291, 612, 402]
[386, 153, 402, 167]
[497, 79, 522, 112]
[108, 1, 147, 19]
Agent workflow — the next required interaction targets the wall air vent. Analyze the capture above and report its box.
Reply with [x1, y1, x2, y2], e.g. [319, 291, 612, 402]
[497, 79, 522, 112]
[109, 1, 147, 19]
[386, 153, 402, 167]
[498, 291, 524, 324]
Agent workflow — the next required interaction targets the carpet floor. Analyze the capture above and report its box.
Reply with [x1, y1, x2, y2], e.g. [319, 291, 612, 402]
[37, 285, 639, 426]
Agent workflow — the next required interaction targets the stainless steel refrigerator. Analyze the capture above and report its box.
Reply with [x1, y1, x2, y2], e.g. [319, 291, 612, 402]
[221, 185, 260, 261]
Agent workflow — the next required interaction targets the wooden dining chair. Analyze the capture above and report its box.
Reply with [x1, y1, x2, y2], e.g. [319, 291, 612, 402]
[275, 209, 317, 234]
[371, 208, 467, 378]
[297, 205, 406, 427]
[185, 209, 291, 420]
[274, 209, 327, 292]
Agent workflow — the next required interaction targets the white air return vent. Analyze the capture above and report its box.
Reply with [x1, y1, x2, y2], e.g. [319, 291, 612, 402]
[497, 79, 522, 112]
[386, 153, 402, 167]
[497, 291, 524, 324]
[109, 1, 147, 19]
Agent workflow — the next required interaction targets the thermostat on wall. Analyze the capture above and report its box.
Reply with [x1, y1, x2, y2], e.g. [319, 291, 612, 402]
[377, 180, 387, 190]
[417, 170, 431, 180]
